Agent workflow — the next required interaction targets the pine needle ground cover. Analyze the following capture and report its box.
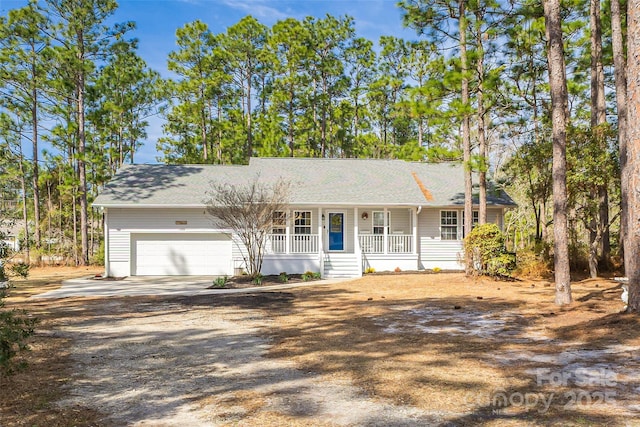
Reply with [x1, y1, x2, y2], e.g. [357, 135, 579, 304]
[1, 268, 637, 426]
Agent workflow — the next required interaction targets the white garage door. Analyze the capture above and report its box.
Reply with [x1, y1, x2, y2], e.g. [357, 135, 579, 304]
[132, 233, 232, 276]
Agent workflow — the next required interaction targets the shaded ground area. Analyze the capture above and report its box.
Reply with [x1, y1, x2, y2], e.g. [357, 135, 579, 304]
[1, 267, 639, 426]
[267, 274, 640, 425]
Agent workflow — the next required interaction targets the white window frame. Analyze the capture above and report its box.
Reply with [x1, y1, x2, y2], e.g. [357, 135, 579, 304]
[372, 211, 390, 235]
[440, 210, 459, 240]
[272, 211, 286, 235]
[294, 210, 312, 235]
[461, 210, 480, 238]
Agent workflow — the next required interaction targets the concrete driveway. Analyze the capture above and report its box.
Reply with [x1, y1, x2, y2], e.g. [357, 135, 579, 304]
[31, 275, 347, 299]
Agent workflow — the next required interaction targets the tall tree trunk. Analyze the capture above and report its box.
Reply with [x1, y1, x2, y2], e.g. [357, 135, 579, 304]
[47, 182, 52, 252]
[541, 201, 548, 242]
[200, 85, 208, 162]
[354, 90, 360, 149]
[611, 0, 628, 273]
[544, 0, 572, 305]
[599, 187, 610, 264]
[590, 0, 609, 274]
[476, 10, 487, 225]
[321, 77, 328, 158]
[118, 124, 124, 167]
[18, 148, 30, 264]
[72, 190, 78, 265]
[31, 52, 41, 249]
[626, 0, 640, 312]
[246, 77, 253, 161]
[217, 96, 223, 163]
[289, 86, 295, 157]
[460, 1, 473, 275]
[77, 33, 89, 266]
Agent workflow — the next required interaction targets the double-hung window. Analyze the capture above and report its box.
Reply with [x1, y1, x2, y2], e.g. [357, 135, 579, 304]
[440, 210, 458, 240]
[272, 211, 286, 234]
[373, 211, 390, 235]
[294, 211, 312, 234]
[461, 211, 479, 237]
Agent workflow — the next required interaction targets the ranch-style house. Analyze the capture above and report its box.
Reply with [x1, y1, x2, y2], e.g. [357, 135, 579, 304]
[93, 157, 515, 278]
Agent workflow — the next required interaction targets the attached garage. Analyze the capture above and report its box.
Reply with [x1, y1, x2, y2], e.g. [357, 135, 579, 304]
[131, 233, 232, 276]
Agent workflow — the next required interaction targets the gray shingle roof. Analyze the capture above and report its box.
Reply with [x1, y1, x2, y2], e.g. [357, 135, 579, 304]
[93, 158, 516, 208]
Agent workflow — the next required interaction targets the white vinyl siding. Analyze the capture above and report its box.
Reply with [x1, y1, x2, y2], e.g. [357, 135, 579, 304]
[418, 209, 463, 269]
[357, 208, 412, 235]
[417, 208, 505, 270]
[389, 208, 411, 234]
[344, 210, 354, 253]
[108, 230, 130, 262]
[487, 209, 501, 227]
[108, 208, 214, 230]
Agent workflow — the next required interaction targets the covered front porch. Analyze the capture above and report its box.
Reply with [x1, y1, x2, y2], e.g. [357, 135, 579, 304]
[266, 206, 418, 256]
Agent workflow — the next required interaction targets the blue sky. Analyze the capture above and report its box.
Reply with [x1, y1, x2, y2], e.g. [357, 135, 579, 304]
[1, 0, 419, 163]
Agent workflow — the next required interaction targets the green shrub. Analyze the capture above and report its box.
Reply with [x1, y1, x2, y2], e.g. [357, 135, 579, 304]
[252, 273, 263, 285]
[278, 272, 289, 283]
[464, 223, 515, 278]
[10, 263, 29, 279]
[312, 272, 321, 279]
[0, 291, 38, 375]
[91, 240, 105, 266]
[212, 276, 229, 288]
[486, 253, 517, 277]
[0, 262, 38, 376]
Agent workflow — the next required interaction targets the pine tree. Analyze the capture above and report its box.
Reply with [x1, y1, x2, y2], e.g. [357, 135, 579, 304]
[543, 0, 572, 305]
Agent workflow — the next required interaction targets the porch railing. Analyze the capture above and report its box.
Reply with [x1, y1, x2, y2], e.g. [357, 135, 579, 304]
[359, 234, 384, 253]
[359, 233, 412, 254]
[388, 234, 412, 253]
[269, 234, 287, 253]
[268, 234, 319, 254]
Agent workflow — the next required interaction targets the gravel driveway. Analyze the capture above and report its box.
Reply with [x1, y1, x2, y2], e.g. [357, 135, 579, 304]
[56, 294, 444, 426]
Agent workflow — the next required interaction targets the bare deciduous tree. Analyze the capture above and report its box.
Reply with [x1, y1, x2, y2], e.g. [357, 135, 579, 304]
[205, 176, 290, 279]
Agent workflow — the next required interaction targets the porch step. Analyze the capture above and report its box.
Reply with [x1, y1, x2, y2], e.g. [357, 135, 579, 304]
[323, 254, 361, 278]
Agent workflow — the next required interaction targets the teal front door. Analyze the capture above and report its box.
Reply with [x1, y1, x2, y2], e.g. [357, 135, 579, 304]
[328, 213, 344, 251]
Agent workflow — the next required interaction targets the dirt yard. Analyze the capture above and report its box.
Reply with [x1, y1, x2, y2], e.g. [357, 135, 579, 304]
[1, 267, 639, 426]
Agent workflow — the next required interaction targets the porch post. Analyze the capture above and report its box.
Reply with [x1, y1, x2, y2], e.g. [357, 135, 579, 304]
[285, 209, 291, 254]
[317, 207, 323, 254]
[354, 207, 359, 253]
[412, 207, 418, 255]
[383, 207, 388, 254]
